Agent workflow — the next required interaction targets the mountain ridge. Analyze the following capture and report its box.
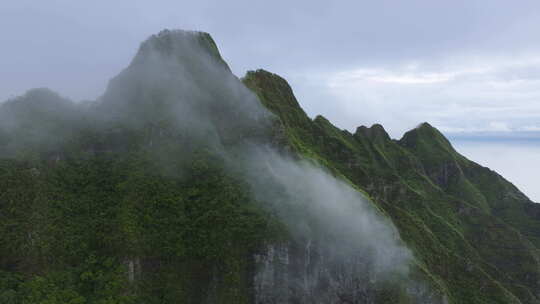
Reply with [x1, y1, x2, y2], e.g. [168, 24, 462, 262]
[243, 68, 540, 303]
[0, 29, 539, 304]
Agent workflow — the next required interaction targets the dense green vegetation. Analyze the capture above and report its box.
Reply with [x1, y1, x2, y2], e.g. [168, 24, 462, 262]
[243, 69, 540, 304]
[0, 146, 285, 303]
[1, 30, 540, 303]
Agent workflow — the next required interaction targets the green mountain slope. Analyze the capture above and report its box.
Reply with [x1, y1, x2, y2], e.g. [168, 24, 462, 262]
[244, 70, 540, 304]
[0, 30, 539, 304]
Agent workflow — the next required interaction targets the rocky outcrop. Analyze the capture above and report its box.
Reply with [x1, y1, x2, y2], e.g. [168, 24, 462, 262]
[253, 240, 443, 304]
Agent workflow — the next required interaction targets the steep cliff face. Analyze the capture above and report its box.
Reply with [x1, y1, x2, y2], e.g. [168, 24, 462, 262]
[253, 240, 443, 304]
[0, 30, 539, 304]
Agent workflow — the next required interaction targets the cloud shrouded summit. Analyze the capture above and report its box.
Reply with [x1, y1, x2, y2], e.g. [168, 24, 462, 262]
[4, 26, 540, 303]
[0, 29, 421, 302]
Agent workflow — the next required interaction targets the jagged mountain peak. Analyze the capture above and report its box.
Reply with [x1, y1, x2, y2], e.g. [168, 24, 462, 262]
[131, 29, 230, 71]
[243, 69, 310, 129]
[355, 123, 391, 143]
[243, 69, 302, 109]
[97, 28, 264, 128]
[399, 121, 455, 152]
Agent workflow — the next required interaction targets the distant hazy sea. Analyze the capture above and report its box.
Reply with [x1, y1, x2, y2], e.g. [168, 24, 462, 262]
[451, 138, 540, 202]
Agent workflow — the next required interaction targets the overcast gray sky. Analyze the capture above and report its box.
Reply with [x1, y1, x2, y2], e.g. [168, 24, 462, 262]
[1, 0, 539, 199]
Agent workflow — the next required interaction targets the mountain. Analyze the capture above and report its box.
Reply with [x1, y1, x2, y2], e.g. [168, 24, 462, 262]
[244, 70, 540, 304]
[1, 29, 539, 304]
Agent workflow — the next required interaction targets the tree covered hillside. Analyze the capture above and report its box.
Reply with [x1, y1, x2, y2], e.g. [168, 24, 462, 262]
[0, 30, 539, 304]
